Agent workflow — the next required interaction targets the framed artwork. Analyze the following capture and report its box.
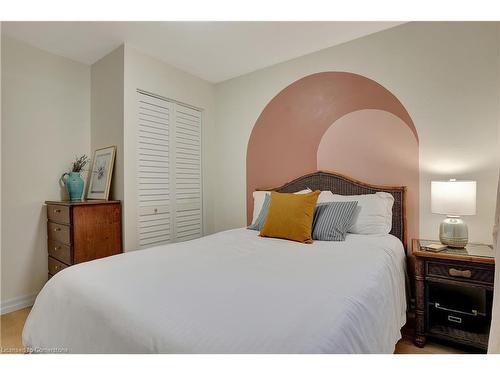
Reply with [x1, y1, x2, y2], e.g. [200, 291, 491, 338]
[87, 146, 116, 200]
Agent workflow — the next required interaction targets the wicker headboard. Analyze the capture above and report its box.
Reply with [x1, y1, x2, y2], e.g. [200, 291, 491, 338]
[266, 171, 407, 248]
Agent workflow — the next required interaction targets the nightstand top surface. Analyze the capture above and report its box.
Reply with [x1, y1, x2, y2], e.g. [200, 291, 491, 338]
[413, 239, 495, 264]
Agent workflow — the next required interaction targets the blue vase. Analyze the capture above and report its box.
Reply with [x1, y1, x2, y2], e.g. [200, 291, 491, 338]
[61, 172, 84, 201]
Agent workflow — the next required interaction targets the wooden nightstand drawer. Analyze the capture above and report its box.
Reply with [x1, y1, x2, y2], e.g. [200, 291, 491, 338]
[429, 303, 490, 334]
[47, 222, 71, 245]
[47, 204, 70, 225]
[427, 261, 494, 284]
[48, 239, 72, 265]
[48, 256, 68, 276]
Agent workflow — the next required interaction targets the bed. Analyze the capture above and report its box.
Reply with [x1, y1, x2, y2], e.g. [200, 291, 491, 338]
[23, 171, 408, 353]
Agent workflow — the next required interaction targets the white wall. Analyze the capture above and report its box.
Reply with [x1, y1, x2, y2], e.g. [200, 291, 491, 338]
[1, 36, 90, 312]
[123, 45, 216, 251]
[91, 46, 124, 202]
[214, 22, 500, 244]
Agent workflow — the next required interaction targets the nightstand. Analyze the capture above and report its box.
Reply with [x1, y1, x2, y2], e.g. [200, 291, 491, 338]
[413, 239, 495, 351]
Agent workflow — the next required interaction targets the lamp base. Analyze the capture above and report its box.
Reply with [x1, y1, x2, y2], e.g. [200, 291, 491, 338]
[439, 216, 468, 248]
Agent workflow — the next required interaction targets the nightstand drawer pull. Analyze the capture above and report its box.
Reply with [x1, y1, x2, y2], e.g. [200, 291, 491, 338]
[448, 315, 462, 324]
[435, 303, 478, 316]
[448, 268, 472, 278]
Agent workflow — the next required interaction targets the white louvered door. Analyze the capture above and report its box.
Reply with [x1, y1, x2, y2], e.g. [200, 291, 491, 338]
[173, 104, 203, 242]
[137, 91, 202, 249]
[137, 93, 173, 247]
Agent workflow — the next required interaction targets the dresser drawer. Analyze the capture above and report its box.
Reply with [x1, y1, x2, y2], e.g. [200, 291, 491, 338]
[47, 222, 71, 245]
[427, 261, 494, 284]
[48, 256, 68, 276]
[47, 239, 72, 265]
[47, 204, 70, 225]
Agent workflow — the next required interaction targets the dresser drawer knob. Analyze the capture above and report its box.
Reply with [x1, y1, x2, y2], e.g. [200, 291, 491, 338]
[54, 246, 61, 251]
[448, 268, 472, 278]
[54, 265, 59, 271]
[54, 209, 61, 213]
[54, 227, 61, 232]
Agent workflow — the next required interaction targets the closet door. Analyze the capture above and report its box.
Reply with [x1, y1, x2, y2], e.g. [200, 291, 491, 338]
[137, 92, 172, 248]
[173, 104, 203, 242]
[136, 91, 203, 249]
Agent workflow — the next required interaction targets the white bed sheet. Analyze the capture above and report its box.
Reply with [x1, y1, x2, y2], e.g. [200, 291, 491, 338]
[23, 228, 407, 353]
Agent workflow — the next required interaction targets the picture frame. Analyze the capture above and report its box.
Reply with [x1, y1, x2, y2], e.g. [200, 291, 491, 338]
[87, 146, 116, 200]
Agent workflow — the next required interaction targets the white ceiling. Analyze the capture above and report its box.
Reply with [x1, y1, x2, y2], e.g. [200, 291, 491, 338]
[2, 22, 403, 83]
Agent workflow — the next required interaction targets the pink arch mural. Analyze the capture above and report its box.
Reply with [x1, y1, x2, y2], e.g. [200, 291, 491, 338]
[246, 72, 419, 247]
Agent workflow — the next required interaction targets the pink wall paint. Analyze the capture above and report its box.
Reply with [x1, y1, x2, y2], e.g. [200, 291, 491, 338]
[317, 109, 419, 244]
[246, 72, 419, 241]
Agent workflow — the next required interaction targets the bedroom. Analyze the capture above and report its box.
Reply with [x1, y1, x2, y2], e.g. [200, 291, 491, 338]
[1, 0, 500, 372]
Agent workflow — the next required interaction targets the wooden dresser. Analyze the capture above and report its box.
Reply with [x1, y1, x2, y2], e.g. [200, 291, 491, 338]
[45, 200, 122, 279]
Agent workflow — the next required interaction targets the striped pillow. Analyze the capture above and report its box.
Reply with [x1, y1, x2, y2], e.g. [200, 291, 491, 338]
[312, 201, 358, 241]
[248, 194, 271, 231]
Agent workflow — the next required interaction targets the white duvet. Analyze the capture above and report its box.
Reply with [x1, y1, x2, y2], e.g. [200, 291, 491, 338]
[23, 228, 407, 353]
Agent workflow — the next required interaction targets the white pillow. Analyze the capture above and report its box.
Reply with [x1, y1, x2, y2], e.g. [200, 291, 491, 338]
[317, 190, 335, 204]
[251, 188, 312, 225]
[331, 192, 394, 234]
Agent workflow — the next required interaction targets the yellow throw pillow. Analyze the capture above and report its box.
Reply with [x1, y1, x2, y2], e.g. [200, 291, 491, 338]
[260, 190, 320, 243]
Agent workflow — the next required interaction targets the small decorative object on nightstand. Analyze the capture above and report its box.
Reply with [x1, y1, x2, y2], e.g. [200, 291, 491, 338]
[45, 200, 122, 279]
[413, 239, 495, 351]
[431, 179, 476, 248]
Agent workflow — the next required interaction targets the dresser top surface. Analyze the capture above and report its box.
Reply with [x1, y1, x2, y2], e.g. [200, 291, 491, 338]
[45, 200, 120, 206]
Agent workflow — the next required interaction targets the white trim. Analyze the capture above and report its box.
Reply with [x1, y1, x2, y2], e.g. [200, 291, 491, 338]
[1, 293, 37, 315]
[136, 89, 203, 112]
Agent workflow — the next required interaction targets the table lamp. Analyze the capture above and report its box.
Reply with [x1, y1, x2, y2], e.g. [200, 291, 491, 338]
[431, 179, 476, 248]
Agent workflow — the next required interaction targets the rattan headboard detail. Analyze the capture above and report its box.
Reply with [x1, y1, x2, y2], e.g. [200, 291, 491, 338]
[264, 171, 407, 249]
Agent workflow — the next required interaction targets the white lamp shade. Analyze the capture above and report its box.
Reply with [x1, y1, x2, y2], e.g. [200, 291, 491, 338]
[431, 180, 476, 216]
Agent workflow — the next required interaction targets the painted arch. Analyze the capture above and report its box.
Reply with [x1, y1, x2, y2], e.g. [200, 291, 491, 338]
[246, 72, 419, 246]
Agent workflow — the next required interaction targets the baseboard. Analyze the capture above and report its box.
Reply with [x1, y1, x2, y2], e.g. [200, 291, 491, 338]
[0, 293, 37, 315]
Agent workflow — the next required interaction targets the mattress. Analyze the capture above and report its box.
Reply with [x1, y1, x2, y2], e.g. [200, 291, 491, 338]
[23, 228, 407, 353]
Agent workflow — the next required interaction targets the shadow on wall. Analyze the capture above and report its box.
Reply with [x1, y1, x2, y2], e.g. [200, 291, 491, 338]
[34, 206, 49, 292]
[246, 71, 419, 248]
